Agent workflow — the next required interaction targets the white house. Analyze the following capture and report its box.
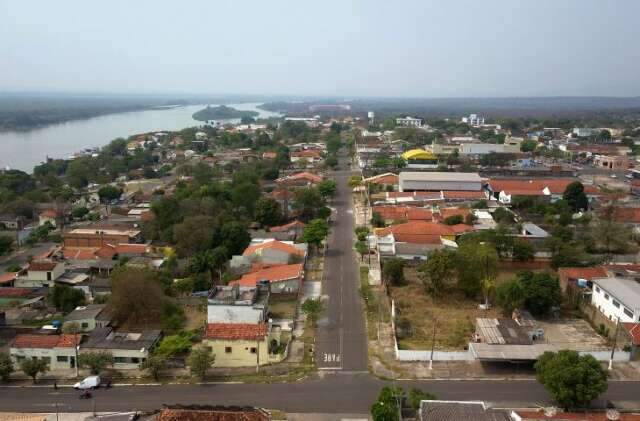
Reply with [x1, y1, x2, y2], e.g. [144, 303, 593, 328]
[462, 114, 485, 126]
[591, 277, 640, 323]
[14, 260, 65, 288]
[10, 334, 79, 370]
[396, 116, 423, 128]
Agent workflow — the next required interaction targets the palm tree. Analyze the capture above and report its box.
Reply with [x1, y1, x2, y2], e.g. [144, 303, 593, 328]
[481, 277, 496, 308]
[190, 247, 228, 285]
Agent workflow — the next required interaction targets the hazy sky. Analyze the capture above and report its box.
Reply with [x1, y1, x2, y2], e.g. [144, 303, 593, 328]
[1, 0, 639, 98]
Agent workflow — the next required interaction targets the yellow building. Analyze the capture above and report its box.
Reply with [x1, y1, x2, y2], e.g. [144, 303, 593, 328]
[401, 149, 439, 168]
[203, 323, 284, 368]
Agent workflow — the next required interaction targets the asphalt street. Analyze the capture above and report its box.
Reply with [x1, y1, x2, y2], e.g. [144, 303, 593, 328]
[315, 152, 367, 371]
[1, 375, 640, 413]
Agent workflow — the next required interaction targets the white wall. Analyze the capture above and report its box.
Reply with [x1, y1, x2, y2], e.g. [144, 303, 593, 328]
[591, 283, 640, 323]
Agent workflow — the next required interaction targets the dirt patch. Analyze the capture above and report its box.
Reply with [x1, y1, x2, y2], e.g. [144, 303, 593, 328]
[183, 304, 206, 330]
[269, 298, 298, 319]
[391, 268, 501, 351]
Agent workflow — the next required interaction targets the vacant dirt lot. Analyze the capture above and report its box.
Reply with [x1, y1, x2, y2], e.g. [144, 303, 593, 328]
[391, 267, 501, 351]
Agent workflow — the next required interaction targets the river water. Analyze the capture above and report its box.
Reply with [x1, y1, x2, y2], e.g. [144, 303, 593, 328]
[0, 103, 279, 172]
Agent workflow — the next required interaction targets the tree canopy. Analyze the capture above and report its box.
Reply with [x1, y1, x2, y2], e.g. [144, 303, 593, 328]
[535, 350, 607, 409]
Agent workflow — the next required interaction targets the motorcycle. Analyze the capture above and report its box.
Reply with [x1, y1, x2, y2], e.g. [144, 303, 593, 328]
[79, 390, 93, 399]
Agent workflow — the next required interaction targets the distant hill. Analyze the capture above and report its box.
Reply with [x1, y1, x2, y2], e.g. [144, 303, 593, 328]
[192, 105, 259, 121]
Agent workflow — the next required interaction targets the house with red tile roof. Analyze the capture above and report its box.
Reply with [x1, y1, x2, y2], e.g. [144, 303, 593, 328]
[558, 266, 609, 292]
[487, 178, 599, 205]
[375, 221, 470, 260]
[275, 171, 323, 187]
[610, 207, 640, 234]
[14, 260, 65, 288]
[363, 173, 399, 189]
[232, 263, 304, 294]
[203, 321, 280, 368]
[38, 209, 62, 227]
[10, 334, 80, 370]
[290, 149, 323, 164]
[623, 322, 640, 358]
[269, 220, 305, 233]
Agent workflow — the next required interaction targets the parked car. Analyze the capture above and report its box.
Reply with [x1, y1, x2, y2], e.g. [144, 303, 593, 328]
[74, 375, 100, 390]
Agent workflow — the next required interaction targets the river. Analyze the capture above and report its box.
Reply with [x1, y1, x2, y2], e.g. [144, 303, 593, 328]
[0, 103, 280, 172]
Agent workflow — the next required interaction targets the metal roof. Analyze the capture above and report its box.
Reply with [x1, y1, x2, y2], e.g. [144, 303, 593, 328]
[469, 343, 561, 361]
[399, 171, 482, 183]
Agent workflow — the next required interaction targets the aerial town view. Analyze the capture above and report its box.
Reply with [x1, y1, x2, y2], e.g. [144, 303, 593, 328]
[2, 1, 640, 420]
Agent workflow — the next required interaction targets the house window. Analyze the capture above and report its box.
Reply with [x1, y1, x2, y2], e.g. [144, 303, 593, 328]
[41, 357, 51, 364]
[250, 347, 257, 354]
[604, 294, 609, 300]
[595, 286, 601, 293]
[131, 357, 140, 364]
[57, 356, 68, 362]
[15, 356, 25, 361]
[114, 357, 127, 364]
[624, 308, 634, 318]
[47, 272, 52, 281]
[612, 300, 620, 308]
[225, 347, 232, 354]
[81, 322, 88, 329]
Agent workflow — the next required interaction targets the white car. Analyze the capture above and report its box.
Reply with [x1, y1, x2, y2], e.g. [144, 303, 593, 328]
[74, 375, 100, 390]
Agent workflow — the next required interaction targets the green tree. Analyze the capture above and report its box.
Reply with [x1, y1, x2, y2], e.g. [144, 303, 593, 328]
[78, 351, 114, 375]
[563, 182, 588, 212]
[302, 219, 329, 250]
[187, 346, 214, 380]
[317, 180, 337, 199]
[190, 246, 228, 285]
[173, 215, 216, 257]
[382, 258, 405, 286]
[495, 279, 525, 316]
[0, 235, 13, 256]
[301, 298, 324, 326]
[443, 214, 463, 225]
[0, 352, 13, 382]
[71, 207, 89, 219]
[456, 241, 498, 298]
[97, 185, 122, 203]
[140, 355, 167, 381]
[355, 240, 369, 261]
[20, 359, 49, 383]
[419, 249, 456, 298]
[512, 238, 534, 262]
[214, 221, 251, 257]
[370, 386, 402, 421]
[407, 388, 437, 411]
[49, 285, 86, 314]
[520, 272, 562, 316]
[535, 350, 607, 410]
[231, 182, 261, 217]
[110, 267, 166, 325]
[293, 187, 325, 221]
[254, 197, 283, 227]
[371, 212, 385, 228]
[520, 139, 538, 152]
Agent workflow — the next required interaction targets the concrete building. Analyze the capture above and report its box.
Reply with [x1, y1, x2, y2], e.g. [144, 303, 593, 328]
[573, 127, 601, 137]
[396, 116, 423, 127]
[63, 227, 141, 248]
[399, 172, 482, 192]
[462, 114, 485, 126]
[593, 154, 629, 170]
[207, 284, 269, 324]
[230, 239, 307, 273]
[10, 334, 80, 370]
[80, 327, 161, 369]
[591, 277, 640, 323]
[233, 263, 304, 294]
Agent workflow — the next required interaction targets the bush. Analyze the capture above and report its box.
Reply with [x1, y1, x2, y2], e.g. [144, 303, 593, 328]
[155, 332, 195, 357]
[443, 214, 463, 225]
[382, 258, 405, 286]
[78, 351, 114, 374]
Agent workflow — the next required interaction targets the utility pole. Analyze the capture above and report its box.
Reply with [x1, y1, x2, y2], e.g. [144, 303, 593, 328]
[256, 336, 260, 374]
[429, 316, 437, 370]
[608, 317, 621, 371]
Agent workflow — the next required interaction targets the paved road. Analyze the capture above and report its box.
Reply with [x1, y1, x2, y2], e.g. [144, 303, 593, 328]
[0, 242, 56, 273]
[1, 375, 640, 413]
[315, 152, 367, 371]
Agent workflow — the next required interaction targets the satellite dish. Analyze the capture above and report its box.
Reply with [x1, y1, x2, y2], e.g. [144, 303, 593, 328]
[606, 409, 621, 420]
[543, 407, 557, 417]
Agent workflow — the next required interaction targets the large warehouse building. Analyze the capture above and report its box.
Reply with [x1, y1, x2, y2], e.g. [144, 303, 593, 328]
[399, 172, 483, 192]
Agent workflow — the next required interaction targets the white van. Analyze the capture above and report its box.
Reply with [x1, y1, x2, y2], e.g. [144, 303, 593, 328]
[74, 375, 100, 390]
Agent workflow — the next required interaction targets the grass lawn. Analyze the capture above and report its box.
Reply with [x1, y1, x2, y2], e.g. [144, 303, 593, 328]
[391, 267, 501, 351]
[269, 298, 298, 319]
